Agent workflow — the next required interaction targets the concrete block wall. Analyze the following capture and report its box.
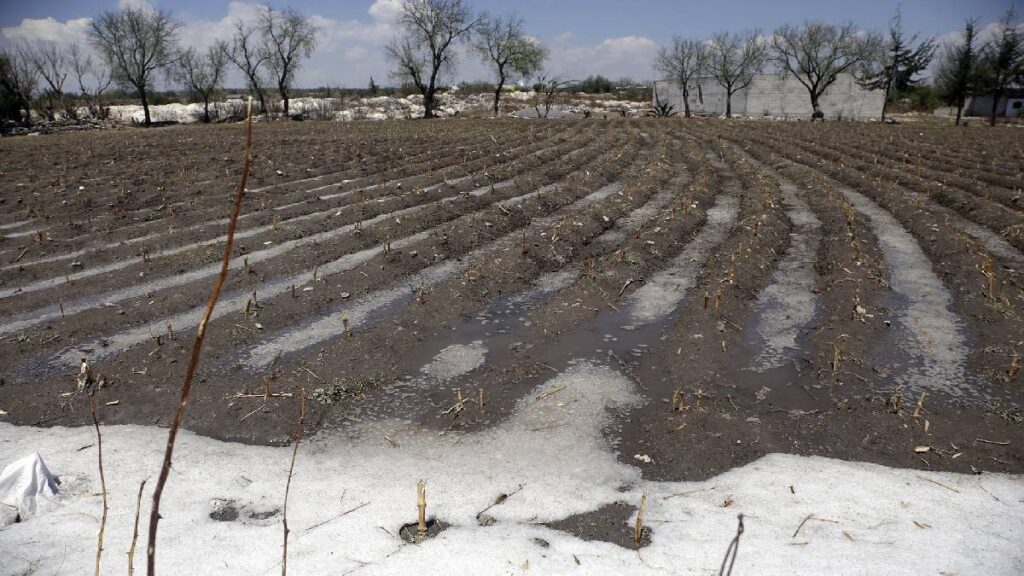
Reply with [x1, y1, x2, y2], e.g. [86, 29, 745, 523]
[654, 73, 884, 119]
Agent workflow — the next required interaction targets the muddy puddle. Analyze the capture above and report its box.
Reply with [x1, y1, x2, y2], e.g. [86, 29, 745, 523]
[234, 183, 626, 372]
[331, 193, 740, 431]
[840, 188, 982, 400]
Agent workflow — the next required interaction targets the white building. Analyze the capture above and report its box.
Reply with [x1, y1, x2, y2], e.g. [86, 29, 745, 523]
[653, 73, 884, 120]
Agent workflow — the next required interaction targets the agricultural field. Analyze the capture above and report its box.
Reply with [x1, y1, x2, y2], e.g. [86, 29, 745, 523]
[0, 118, 1022, 574]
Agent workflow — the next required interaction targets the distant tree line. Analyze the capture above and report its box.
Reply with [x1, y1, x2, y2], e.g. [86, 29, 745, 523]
[936, 10, 1023, 125]
[653, 8, 1022, 123]
[2, 1, 1019, 126]
[0, 4, 317, 126]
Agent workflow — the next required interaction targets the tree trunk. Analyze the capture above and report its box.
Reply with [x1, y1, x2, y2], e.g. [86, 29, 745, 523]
[19, 98, 31, 126]
[250, 80, 267, 114]
[139, 87, 151, 126]
[955, 95, 964, 126]
[203, 98, 211, 123]
[282, 87, 289, 118]
[493, 77, 505, 116]
[725, 90, 732, 118]
[682, 85, 691, 118]
[424, 91, 435, 119]
[810, 93, 821, 122]
[989, 90, 1000, 127]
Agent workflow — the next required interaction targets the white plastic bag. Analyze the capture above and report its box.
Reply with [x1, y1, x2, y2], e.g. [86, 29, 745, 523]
[0, 452, 60, 525]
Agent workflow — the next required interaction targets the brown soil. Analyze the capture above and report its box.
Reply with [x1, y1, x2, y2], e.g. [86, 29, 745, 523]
[0, 118, 1021, 486]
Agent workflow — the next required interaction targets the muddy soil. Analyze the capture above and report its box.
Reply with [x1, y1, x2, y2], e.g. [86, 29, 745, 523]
[0, 118, 1021, 485]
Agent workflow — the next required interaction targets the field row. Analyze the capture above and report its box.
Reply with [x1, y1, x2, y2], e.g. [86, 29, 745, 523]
[0, 119, 1020, 480]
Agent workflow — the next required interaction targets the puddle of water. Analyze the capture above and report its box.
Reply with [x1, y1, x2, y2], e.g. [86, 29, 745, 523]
[746, 182, 821, 371]
[239, 183, 625, 370]
[624, 196, 738, 326]
[841, 188, 978, 399]
[344, 193, 739, 427]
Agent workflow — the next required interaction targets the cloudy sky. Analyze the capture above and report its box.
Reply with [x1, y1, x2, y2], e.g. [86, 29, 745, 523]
[0, 0, 1017, 89]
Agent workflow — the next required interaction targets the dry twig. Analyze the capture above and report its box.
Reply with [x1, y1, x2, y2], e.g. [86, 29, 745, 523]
[128, 479, 147, 576]
[88, 395, 107, 576]
[147, 98, 254, 575]
[282, 389, 307, 576]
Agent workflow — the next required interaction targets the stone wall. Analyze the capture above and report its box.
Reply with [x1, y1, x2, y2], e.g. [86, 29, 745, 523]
[653, 73, 884, 120]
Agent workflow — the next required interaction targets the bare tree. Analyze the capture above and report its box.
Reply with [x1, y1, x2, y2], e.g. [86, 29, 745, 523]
[475, 13, 548, 115]
[176, 46, 227, 123]
[654, 37, 708, 117]
[978, 9, 1023, 126]
[531, 73, 570, 118]
[386, 0, 480, 118]
[935, 19, 979, 126]
[260, 7, 317, 118]
[771, 21, 883, 120]
[27, 42, 69, 120]
[708, 30, 767, 118]
[862, 8, 936, 122]
[0, 46, 39, 125]
[89, 6, 180, 126]
[69, 43, 114, 119]
[223, 20, 269, 113]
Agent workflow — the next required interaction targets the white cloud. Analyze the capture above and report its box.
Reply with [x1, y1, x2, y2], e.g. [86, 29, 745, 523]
[1, 16, 92, 46]
[550, 35, 658, 81]
[368, 0, 403, 23]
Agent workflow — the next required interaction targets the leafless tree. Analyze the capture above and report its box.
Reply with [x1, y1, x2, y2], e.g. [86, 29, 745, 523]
[386, 0, 480, 118]
[26, 41, 69, 120]
[69, 43, 114, 119]
[260, 7, 317, 118]
[654, 37, 708, 117]
[89, 6, 180, 125]
[771, 21, 883, 120]
[708, 30, 767, 118]
[223, 20, 269, 113]
[0, 45, 39, 125]
[475, 13, 548, 115]
[531, 73, 571, 118]
[176, 46, 228, 123]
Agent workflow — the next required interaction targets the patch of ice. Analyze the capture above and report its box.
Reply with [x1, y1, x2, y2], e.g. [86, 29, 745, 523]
[750, 181, 821, 370]
[0, 360, 1021, 574]
[626, 195, 739, 325]
[841, 188, 972, 396]
[241, 182, 627, 369]
[420, 341, 488, 383]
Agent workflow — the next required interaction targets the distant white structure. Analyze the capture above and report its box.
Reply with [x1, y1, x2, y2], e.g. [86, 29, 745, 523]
[653, 73, 884, 120]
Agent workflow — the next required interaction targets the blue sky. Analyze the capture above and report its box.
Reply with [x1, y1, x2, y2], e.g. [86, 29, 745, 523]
[0, 0, 1017, 87]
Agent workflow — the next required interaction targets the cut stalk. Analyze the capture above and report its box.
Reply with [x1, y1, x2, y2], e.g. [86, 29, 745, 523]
[417, 480, 427, 537]
[634, 493, 647, 545]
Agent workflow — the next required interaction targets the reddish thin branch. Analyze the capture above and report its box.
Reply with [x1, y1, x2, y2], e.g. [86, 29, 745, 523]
[88, 395, 108, 576]
[282, 388, 306, 576]
[146, 99, 254, 575]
